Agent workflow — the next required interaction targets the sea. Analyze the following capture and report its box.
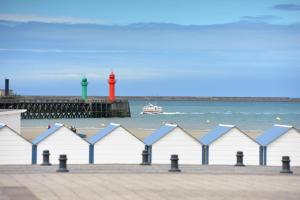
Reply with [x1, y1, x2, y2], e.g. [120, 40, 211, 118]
[22, 100, 300, 132]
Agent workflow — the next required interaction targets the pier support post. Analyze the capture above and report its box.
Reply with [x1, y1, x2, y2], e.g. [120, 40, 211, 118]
[56, 155, 69, 172]
[140, 150, 150, 165]
[169, 154, 181, 172]
[41, 150, 51, 166]
[280, 156, 293, 174]
[235, 151, 245, 167]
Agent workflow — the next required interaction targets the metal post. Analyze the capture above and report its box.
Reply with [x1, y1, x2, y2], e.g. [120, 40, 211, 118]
[235, 151, 245, 167]
[5, 78, 9, 96]
[168, 154, 181, 172]
[41, 150, 51, 166]
[280, 156, 293, 174]
[56, 154, 69, 172]
[140, 150, 150, 165]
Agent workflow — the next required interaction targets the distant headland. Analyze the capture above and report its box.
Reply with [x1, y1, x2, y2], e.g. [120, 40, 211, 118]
[1, 95, 300, 102]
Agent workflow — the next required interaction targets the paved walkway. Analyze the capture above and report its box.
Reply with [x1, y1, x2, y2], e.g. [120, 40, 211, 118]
[0, 187, 39, 200]
[0, 165, 299, 200]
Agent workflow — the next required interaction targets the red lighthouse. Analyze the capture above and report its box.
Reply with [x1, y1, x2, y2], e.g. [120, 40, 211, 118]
[108, 72, 116, 102]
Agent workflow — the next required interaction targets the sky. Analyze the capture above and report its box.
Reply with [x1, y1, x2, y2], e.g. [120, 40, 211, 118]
[0, 0, 300, 97]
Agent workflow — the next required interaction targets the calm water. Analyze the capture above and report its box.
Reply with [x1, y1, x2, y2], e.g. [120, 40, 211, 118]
[22, 100, 300, 131]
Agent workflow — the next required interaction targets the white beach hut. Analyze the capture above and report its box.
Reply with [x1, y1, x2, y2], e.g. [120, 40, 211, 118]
[256, 124, 300, 166]
[144, 123, 202, 164]
[0, 109, 26, 133]
[88, 123, 144, 164]
[0, 123, 32, 164]
[200, 124, 260, 165]
[32, 123, 90, 164]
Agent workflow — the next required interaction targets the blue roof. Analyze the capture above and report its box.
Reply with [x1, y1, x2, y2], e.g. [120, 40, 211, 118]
[32, 123, 63, 145]
[144, 123, 177, 145]
[88, 123, 120, 144]
[200, 124, 235, 145]
[0, 123, 5, 129]
[256, 124, 293, 146]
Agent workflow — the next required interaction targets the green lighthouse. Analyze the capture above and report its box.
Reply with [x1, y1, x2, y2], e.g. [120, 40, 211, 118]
[81, 77, 88, 101]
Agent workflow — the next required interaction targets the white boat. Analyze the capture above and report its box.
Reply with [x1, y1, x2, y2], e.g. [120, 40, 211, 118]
[141, 103, 163, 114]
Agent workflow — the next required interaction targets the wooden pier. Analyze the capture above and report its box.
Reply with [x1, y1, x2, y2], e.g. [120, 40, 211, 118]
[0, 96, 131, 119]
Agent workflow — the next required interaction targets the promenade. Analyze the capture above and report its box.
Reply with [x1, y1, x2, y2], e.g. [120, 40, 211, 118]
[0, 165, 299, 200]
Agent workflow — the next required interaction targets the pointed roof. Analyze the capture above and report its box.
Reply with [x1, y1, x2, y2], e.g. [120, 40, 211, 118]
[88, 123, 121, 144]
[0, 122, 32, 144]
[32, 123, 63, 145]
[144, 123, 181, 146]
[200, 124, 236, 145]
[0, 109, 27, 115]
[256, 124, 295, 146]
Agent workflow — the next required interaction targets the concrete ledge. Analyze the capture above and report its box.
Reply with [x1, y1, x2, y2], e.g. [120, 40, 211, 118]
[0, 164, 299, 175]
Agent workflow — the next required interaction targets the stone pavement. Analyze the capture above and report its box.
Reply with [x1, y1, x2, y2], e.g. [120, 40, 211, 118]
[0, 165, 299, 200]
[0, 187, 39, 200]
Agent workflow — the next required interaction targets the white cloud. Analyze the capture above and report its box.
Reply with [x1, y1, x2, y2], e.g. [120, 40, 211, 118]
[0, 13, 103, 24]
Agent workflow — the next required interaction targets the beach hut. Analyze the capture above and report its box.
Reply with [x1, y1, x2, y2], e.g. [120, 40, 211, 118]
[32, 123, 90, 164]
[256, 124, 300, 166]
[0, 123, 32, 164]
[144, 123, 202, 164]
[88, 123, 144, 164]
[0, 109, 26, 133]
[200, 124, 260, 165]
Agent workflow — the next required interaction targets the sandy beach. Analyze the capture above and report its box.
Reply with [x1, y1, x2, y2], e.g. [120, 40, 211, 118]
[21, 126, 262, 142]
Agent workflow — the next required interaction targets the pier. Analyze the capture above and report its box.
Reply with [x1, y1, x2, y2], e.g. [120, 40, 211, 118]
[0, 96, 131, 119]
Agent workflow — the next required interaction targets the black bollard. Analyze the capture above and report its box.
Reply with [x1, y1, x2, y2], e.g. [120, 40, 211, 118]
[140, 150, 150, 165]
[235, 151, 245, 167]
[280, 156, 293, 174]
[41, 150, 51, 166]
[168, 154, 181, 172]
[56, 154, 69, 172]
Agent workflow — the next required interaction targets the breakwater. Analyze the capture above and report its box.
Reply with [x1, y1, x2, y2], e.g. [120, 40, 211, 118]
[0, 96, 130, 119]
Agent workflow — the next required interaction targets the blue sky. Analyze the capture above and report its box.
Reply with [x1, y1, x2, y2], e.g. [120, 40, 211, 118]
[0, 0, 300, 97]
[1, 0, 300, 25]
